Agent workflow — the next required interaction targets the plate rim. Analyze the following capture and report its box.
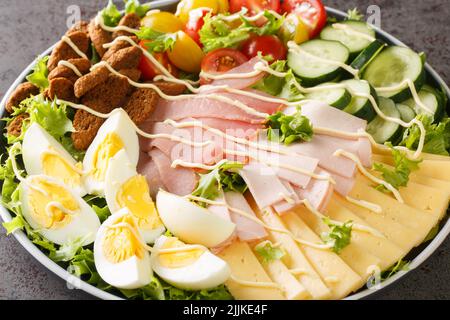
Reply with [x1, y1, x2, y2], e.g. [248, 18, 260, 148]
[0, 2, 449, 300]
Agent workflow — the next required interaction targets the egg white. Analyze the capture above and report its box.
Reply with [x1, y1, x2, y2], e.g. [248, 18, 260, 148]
[151, 235, 230, 290]
[22, 123, 86, 197]
[83, 109, 139, 196]
[156, 190, 236, 248]
[94, 208, 153, 290]
[20, 175, 100, 246]
[105, 150, 165, 243]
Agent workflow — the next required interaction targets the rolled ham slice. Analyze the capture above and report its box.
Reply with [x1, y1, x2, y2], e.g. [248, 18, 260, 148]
[149, 148, 198, 196]
[224, 191, 268, 242]
[202, 57, 265, 90]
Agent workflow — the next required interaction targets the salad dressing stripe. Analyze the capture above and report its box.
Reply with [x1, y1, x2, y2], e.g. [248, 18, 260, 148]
[57, 60, 83, 77]
[334, 149, 404, 203]
[345, 196, 383, 214]
[61, 36, 89, 60]
[331, 23, 376, 42]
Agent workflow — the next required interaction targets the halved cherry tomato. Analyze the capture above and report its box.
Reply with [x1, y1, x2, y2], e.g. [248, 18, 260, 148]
[176, 0, 225, 24]
[140, 12, 184, 33]
[138, 40, 178, 80]
[278, 13, 309, 44]
[281, 0, 327, 38]
[230, 0, 281, 14]
[167, 31, 205, 73]
[184, 8, 211, 46]
[241, 35, 287, 61]
[201, 48, 249, 73]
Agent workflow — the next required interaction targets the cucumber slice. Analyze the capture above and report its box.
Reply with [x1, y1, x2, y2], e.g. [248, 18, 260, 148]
[350, 40, 386, 72]
[367, 97, 403, 144]
[320, 21, 376, 57]
[403, 85, 445, 122]
[287, 39, 350, 87]
[362, 46, 425, 102]
[397, 103, 416, 123]
[341, 79, 377, 121]
[305, 83, 352, 109]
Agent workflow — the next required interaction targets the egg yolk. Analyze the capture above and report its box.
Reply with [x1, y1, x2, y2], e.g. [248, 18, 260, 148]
[28, 178, 79, 229]
[41, 148, 83, 189]
[116, 175, 163, 230]
[158, 237, 206, 268]
[91, 132, 124, 181]
[103, 215, 145, 264]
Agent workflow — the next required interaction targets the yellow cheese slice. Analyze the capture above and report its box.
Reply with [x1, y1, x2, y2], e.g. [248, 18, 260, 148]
[218, 241, 285, 300]
[326, 197, 406, 270]
[281, 212, 363, 299]
[252, 207, 331, 299]
[350, 175, 438, 238]
[253, 249, 310, 300]
[335, 195, 420, 251]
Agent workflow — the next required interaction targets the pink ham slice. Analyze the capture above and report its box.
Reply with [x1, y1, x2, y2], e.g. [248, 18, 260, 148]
[285, 101, 367, 133]
[149, 148, 198, 196]
[208, 191, 232, 221]
[294, 169, 334, 212]
[239, 162, 292, 209]
[272, 180, 301, 215]
[202, 57, 265, 90]
[137, 151, 165, 199]
[224, 191, 268, 242]
[149, 95, 266, 124]
[328, 171, 355, 197]
[189, 117, 261, 139]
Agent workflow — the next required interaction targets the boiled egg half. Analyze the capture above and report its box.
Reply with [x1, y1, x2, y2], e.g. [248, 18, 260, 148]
[20, 175, 100, 245]
[151, 235, 230, 290]
[105, 149, 165, 243]
[83, 109, 139, 196]
[156, 190, 236, 248]
[22, 123, 86, 196]
[94, 208, 153, 289]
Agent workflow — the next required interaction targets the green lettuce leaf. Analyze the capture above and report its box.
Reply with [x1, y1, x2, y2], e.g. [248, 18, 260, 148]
[255, 241, 285, 263]
[381, 259, 410, 281]
[49, 235, 90, 262]
[373, 143, 422, 191]
[124, 0, 150, 18]
[241, 10, 285, 36]
[2, 215, 25, 235]
[321, 218, 353, 254]
[191, 161, 246, 203]
[253, 60, 287, 96]
[346, 8, 364, 21]
[400, 115, 450, 156]
[26, 56, 50, 90]
[266, 108, 313, 145]
[101, 0, 122, 27]
[135, 28, 177, 53]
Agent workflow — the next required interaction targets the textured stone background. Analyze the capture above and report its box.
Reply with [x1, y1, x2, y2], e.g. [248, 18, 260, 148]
[0, 0, 449, 300]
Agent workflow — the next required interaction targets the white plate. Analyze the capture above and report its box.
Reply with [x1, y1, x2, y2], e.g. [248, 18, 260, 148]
[0, 2, 448, 300]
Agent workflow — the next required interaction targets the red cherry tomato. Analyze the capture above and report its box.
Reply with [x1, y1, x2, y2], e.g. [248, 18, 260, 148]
[241, 35, 287, 61]
[184, 8, 211, 47]
[138, 40, 178, 81]
[230, 0, 281, 14]
[281, 0, 327, 38]
[200, 48, 248, 84]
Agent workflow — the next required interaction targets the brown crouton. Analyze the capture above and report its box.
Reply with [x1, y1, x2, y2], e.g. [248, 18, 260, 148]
[72, 111, 105, 150]
[153, 81, 187, 96]
[46, 77, 77, 102]
[48, 58, 91, 84]
[7, 113, 29, 137]
[106, 46, 142, 70]
[123, 88, 158, 125]
[74, 65, 110, 98]
[113, 13, 141, 38]
[47, 31, 90, 71]
[119, 68, 141, 83]
[5, 82, 39, 113]
[67, 20, 89, 36]
[102, 36, 138, 61]
[88, 19, 112, 58]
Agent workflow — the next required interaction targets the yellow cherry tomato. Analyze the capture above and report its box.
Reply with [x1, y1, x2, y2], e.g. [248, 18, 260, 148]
[279, 14, 309, 45]
[167, 31, 205, 73]
[176, 0, 219, 24]
[216, 0, 230, 13]
[141, 12, 184, 33]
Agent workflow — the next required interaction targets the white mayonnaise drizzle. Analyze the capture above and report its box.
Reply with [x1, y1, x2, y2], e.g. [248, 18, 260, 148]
[331, 23, 377, 42]
[145, 9, 161, 16]
[345, 196, 383, 214]
[334, 149, 404, 203]
[57, 60, 83, 77]
[61, 35, 88, 60]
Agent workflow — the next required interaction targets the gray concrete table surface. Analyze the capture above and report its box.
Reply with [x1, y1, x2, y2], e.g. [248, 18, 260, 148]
[0, 0, 449, 300]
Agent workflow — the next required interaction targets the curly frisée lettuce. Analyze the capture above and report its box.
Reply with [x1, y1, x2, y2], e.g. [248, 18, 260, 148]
[26, 56, 50, 90]
[266, 108, 314, 145]
[136, 28, 177, 53]
[255, 240, 285, 263]
[321, 218, 353, 254]
[124, 0, 150, 18]
[100, 0, 122, 27]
